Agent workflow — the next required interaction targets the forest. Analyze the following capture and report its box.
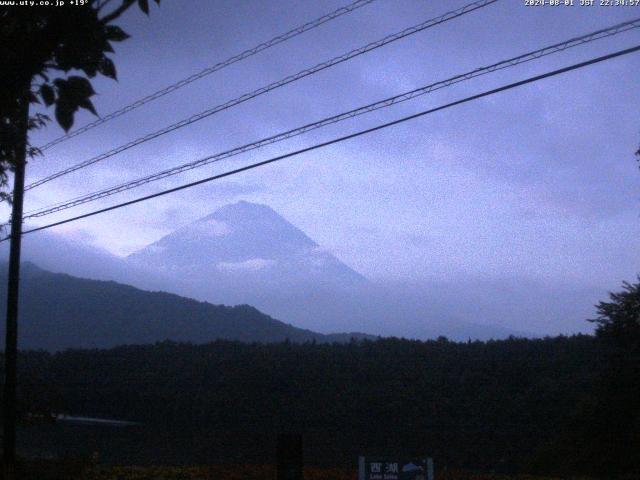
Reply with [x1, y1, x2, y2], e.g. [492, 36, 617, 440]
[7, 330, 638, 478]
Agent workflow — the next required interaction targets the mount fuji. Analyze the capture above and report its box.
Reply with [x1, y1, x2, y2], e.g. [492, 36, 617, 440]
[128, 201, 366, 287]
[126, 201, 531, 339]
[7, 201, 546, 340]
[126, 201, 373, 333]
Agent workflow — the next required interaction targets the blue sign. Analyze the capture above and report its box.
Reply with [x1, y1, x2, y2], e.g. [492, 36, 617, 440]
[358, 457, 433, 480]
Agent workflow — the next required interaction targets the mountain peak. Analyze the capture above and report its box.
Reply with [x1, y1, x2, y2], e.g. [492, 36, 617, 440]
[213, 200, 272, 212]
[207, 200, 277, 219]
[200, 201, 308, 240]
[128, 202, 366, 286]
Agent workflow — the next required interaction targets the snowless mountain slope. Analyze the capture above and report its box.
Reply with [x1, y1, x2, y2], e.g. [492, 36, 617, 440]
[127, 201, 368, 294]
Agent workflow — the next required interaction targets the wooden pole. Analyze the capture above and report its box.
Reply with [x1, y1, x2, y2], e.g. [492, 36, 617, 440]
[3, 86, 29, 479]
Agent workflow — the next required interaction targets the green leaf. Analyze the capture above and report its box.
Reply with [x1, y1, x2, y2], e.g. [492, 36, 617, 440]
[84, 64, 98, 78]
[98, 57, 117, 80]
[55, 101, 75, 132]
[66, 76, 95, 97]
[102, 39, 115, 53]
[40, 84, 55, 106]
[51, 76, 97, 130]
[138, 0, 149, 14]
[28, 113, 50, 131]
[105, 25, 130, 42]
[78, 97, 98, 116]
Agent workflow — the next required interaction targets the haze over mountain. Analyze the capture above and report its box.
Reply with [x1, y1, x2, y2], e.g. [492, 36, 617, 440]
[125, 201, 532, 338]
[128, 201, 367, 291]
[3, 0, 635, 344]
[0, 263, 371, 351]
[126, 201, 378, 332]
[2, 201, 604, 340]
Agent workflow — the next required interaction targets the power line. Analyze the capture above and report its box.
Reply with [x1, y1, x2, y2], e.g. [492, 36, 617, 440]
[22, 17, 640, 220]
[24, 0, 499, 191]
[36, 0, 378, 152]
[8, 44, 639, 242]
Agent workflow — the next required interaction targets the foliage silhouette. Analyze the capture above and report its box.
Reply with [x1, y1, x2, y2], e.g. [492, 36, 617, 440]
[0, 0, 160, 199]
[11, 335, 600, 473]
[529, 279, 640, 478]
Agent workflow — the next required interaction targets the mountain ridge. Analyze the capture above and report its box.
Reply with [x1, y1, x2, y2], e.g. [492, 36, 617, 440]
[1, 203, 558, 340]
[0, 263, 376, 351]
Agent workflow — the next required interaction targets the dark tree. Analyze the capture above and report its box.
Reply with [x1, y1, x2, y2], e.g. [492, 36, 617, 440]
[591, 278, 640, 347]
[0, 1, 160, 474]
[583, 279, 640, 477]
[0, 0, 160, 197]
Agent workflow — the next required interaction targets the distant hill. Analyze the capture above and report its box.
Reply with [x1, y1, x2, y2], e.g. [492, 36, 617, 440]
[124, 202, 534, 339]
[1, 202, 542, 340]
[0, 263, 374, 351]
[5, 202, 591, 341]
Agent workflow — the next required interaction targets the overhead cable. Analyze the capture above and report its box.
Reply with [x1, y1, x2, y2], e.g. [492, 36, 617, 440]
[9, 44, 639, 241]
[37, 0, 378, 151]
[23, 17, 640, 220]
[25, 0, 499, 191]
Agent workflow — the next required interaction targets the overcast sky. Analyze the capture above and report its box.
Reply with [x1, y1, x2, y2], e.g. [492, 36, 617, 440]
[10, 0, 640, 292]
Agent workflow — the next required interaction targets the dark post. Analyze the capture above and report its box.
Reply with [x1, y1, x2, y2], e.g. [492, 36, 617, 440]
[3, 87, 29, 478]
[276, 433, 303, 480]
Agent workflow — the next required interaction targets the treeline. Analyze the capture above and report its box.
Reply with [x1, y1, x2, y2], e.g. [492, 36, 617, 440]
[8, 334, 631, 476]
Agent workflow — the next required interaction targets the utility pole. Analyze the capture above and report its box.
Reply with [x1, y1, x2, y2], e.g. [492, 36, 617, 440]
[3, 87, 29, 479]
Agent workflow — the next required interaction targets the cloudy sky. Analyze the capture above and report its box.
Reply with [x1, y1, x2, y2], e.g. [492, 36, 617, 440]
[8, 0, 640, 301]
